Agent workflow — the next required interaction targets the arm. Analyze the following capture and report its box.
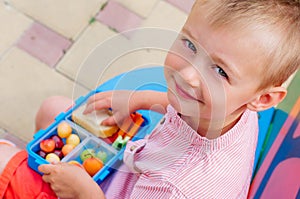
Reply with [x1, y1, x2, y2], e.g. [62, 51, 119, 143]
[84, 90, 169, 126]
[132, 90, 169, 114]
[38, 163, 105, 199]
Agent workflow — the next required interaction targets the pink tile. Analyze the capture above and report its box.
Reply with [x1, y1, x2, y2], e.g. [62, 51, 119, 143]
[17, 22, 72, 67]
[96, 1, 143, 37]
[165, 0, 196, 13]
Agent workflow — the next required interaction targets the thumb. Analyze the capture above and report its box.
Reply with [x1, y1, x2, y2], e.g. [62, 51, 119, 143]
[38, 163, 56, 174]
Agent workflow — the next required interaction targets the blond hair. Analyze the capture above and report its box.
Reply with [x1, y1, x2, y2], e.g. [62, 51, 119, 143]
[195, 0, 300, 90]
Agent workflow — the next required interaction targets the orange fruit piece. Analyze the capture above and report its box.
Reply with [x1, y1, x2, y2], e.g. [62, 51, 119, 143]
[83, 157, 103, 176]
[62, 144, 75, 156]
[57, 122, 72, 138]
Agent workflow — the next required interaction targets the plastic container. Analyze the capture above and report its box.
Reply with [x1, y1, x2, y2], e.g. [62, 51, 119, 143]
[27, 67, 167, 184]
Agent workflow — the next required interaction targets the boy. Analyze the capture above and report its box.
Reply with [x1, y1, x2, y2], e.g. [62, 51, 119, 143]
[1, 0, 299, 198]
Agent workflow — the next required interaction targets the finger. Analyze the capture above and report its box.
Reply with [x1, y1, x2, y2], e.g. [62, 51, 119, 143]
[101, 116, 117, 126]
[84, 98, 111, 114]
[86, 92, 112, 105]
[38, 164, 55, 175]
[86, 94, 100, 105]
[47, 179, 61, 195]
[41, 172, 52, 183]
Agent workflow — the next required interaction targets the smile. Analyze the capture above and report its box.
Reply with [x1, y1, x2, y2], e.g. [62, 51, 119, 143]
[175, 81, 199, 101]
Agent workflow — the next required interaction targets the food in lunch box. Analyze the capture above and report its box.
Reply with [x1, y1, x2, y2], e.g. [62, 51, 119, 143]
[40, 139, 55, 153]
[38, 121, 81, 164]
[80, 149, 96, 162]
[57, 122, 72, 138]
[66, 134, 80, 146]
[45, 153, 60, 164]
[51, 135, 64, 149]
[53, 149, 64, 159]
[61, 144, 75, 156]
[96, 151, 108, 163]
[72, 105, 118, 138]
[83, 157, 103, 176]
[37, 150, 47, 158]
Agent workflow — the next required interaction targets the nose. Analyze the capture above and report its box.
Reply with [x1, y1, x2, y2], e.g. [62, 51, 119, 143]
[178, 66, 201, 88]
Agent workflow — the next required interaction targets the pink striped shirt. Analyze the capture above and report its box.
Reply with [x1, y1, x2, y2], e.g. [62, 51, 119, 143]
[103, 105, 258, 198]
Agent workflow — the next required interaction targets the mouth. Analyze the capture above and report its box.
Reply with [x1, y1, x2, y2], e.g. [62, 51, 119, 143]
[174, 81, 202, 102]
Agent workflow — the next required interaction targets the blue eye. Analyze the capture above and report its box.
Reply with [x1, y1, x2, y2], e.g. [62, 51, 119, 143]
[214, 66, 228, 79]
[183, 39, 197, 53]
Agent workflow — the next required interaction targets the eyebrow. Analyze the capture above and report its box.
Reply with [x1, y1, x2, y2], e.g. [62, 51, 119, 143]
[182, 27, 241, 79]
[182, 27, 198, 43]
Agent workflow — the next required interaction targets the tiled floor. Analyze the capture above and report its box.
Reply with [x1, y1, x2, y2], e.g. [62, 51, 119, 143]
[0, 0, 299, 146]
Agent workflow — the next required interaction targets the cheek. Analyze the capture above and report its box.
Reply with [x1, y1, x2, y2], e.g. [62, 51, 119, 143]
[164, 51, 189, 72]
[202, 82, 228, 118]
[164, 53, 177, 82]
[223, 87, 252, 116]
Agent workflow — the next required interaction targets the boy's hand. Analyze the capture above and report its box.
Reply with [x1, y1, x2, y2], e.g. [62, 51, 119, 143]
[83, 90, 168, 127]
[38, 163, 105, 199]
[83, 90, 142, 127]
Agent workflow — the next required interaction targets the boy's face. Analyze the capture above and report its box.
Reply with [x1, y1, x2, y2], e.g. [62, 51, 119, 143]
[164, 5, 270, 133]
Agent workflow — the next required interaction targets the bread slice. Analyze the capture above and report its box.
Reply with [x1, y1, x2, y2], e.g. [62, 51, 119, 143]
[72, 105, 118, 138]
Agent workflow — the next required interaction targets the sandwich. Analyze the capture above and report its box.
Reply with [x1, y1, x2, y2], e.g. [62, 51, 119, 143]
[72, 105, 118, 138]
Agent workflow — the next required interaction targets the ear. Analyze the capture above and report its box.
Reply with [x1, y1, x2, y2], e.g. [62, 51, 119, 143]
[247, 86, 287, 112]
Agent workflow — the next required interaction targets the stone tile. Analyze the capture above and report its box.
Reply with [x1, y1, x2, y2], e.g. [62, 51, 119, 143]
[102, 48, 167, 84]
[96, 1, 143, 37]
[0, 48, 88, 142]
[116, 0, 160, 18]
[0, 3, 32, 56]
[165, 0, 195, 13]
[9, 0, 107, 39]
[16, 22, 72, 68]
[141, 1, 187, 32]
[57, 22, 131, 89]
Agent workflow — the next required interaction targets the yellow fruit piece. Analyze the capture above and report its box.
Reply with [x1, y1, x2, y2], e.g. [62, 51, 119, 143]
[66, 134, 80, 146]
[57, 122, 72, 138]
[45, 153, 60, 164]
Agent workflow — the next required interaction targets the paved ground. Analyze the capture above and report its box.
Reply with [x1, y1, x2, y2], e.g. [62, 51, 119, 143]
[0, 0, 299, 146]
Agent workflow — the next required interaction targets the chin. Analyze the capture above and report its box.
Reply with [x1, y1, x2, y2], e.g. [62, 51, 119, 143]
[167, 91, 195, 116]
